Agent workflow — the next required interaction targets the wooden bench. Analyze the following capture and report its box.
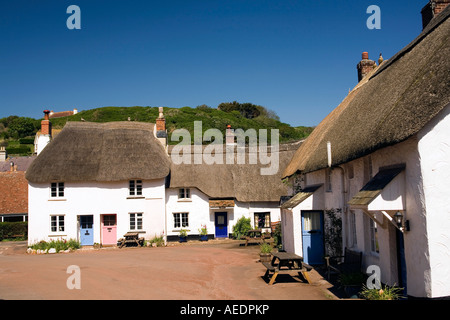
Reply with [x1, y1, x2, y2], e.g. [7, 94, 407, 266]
[244, 229, 271, 246]
[324, 248, 362, 279]
[262, 252, 313, 285]
[118, 232, 145, 248]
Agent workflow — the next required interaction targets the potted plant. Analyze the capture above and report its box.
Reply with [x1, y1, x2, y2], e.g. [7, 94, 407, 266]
[198, 225, 208, 241]
[259, 243, 273, 263]
[178, 229, 188, 243]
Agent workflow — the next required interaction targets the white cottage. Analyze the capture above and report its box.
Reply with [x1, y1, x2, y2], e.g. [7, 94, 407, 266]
[26, 107, 300, 245]
[166, 142, 298, 241]
[26, 121, 171, 246]
[281, 3, 450, 299]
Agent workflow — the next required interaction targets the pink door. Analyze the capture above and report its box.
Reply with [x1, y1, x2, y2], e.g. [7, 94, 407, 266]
[102, 214, 117, 245]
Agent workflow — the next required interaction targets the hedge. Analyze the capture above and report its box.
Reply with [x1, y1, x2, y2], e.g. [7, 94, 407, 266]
[0, 221, 28, 240]
[5, 146, 31, 155]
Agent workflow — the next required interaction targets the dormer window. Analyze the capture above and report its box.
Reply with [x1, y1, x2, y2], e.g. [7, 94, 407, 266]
[51, 182, 64, 198]
[178, 188, 190, 200]
[129, 180, 143, 196]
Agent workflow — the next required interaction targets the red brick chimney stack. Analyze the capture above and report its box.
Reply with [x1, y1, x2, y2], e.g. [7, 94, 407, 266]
[41, 110, 52, 136]
[421, 0, 450, 29]
[357, 52, 377, 82]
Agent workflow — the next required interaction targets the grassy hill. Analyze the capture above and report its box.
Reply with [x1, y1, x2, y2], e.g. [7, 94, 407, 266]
[50, 106, 314, 144]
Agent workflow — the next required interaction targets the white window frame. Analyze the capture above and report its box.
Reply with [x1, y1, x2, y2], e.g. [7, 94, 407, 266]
[50, 215, 65, 233]
[129, 180, 143, 197]
[50, 182, 64, 198]
[178, 188, 191, 200]
[129, 213, 143, 231]
[173, 212, 189, 228]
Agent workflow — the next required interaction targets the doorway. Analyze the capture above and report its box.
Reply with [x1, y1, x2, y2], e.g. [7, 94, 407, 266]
[301, 211, 325, 265]
[215, 212, 228, 238]
[101, 214, 117, 246]
[80, 215, 94, 246]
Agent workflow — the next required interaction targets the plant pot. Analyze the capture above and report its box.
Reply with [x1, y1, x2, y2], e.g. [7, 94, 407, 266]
[200, 235, 208, 241]
[260, 253, 272, 263]
[179, 236, 187, 243]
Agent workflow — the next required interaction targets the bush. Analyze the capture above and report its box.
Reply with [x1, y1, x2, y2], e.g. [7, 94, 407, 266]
[232, 216, 252, 240]
[19, 138, 34, 144]
[29, 239, 80, 253]
[6, 146, 31, 155]
[0, 222, 28, 240]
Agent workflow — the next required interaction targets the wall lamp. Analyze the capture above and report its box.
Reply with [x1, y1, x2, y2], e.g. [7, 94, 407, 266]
[394, 211, 410, 232]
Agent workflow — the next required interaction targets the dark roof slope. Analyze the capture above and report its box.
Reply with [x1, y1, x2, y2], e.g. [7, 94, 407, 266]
[26, 121, 171, 183]
[283, 6, 450, 177]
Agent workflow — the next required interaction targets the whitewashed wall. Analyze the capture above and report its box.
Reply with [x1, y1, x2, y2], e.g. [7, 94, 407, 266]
[165, 188, 281, 238]
[28, 179, 166, 245]
[417, 103, 450, 298]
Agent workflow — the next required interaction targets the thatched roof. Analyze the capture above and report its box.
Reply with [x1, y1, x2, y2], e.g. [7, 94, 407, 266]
[26, 121, 171, 183]
[283, 6, 450, 177]
[168, 142, 300, 202]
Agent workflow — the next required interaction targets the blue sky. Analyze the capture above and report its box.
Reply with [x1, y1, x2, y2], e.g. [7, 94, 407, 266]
[1, 0, 427, 126]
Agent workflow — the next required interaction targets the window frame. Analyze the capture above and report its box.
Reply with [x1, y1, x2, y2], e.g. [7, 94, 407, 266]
[50, 215, 65, 233]
[254, 212, 271, 229]
[178, 188, 191, 200]
[129, 212, 143, 231]
[50, 182, 65, 198]
[173, 212, 189, 229]
[129, 180, 143, 197]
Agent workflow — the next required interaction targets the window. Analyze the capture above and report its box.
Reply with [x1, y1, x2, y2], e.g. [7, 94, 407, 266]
[369, 219, 379, 254]
[51, 182, 64, 198]
[173, 213, 189, 228]
[50, 215, 65, 232]
[178, 188, 191, 200]
[130, 213, 143, 230]
[129, 180, 143, 196]
[254, 212, 271, 228]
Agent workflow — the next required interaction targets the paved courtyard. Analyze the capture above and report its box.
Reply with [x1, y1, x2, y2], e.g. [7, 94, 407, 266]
[0, 240, 338, 300]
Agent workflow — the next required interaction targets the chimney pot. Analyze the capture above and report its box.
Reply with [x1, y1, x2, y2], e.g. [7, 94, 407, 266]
[362, 52, 369, 60]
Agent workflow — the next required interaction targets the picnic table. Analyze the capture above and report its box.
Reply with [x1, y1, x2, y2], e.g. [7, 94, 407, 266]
[118, 232, 145, 248]
[262, 251, 313, 285]
[243, 229, 271, 246]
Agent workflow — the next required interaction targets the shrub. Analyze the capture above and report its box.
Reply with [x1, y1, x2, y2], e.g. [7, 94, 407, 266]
[0, 222, 28, 240]
[360, 284, 404, 300]
[260, 242, 272, 254]
[232, 216, 252, 240]
[29, 239, 80, 253]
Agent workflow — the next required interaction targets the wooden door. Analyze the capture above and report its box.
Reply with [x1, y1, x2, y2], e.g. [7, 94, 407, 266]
[102, 214, 117, 245]
[301, 211, 324, 265]
[215, 212, 228, 238]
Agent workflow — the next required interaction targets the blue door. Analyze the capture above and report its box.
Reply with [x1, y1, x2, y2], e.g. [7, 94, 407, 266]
[215, 212, 228, 238]
[301, 211, 324, 265]
[80, 215, 94, 246]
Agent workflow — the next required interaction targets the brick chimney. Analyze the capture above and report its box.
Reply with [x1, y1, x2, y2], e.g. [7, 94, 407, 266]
[357, 52, 377, 82]
[155, 107, 167, 147]
[421, 1, 450, 29]
[36, 110, 52, 155]
[41, 110, 52, 136]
